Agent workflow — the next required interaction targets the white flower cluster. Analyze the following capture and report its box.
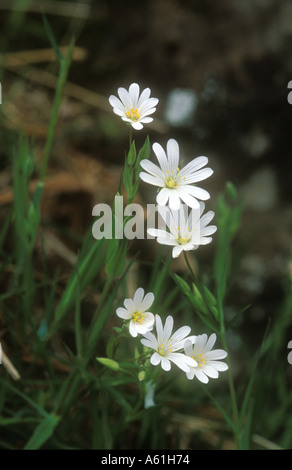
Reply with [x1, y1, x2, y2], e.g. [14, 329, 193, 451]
[109, 83, 216, 258]
[111, 83, 227, 384]
[116, 288, 228, 384]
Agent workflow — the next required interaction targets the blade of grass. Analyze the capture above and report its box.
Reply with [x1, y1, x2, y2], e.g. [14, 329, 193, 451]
[40, 36, 75, 181]
[24, 413, 60, 450]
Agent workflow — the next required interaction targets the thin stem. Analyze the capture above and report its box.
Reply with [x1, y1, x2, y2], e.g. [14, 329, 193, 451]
[183, 251, 197, 283]
[41, 42, 74, 182]
[183, 250, 240, 447]
[129, 125, 133, 148]
[218, 305, 240, 446]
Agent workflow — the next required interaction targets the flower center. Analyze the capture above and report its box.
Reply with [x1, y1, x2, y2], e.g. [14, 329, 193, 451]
[177, 235, 191, 245]
[157, 344, 167, 356]
[165, 168, 183, 189]
[165, 176, 178, 188]
[126, 108, 140, 122]
[157, 338, 177, 356]
[132, 310, 145, 324]
[192, 353, 206, 368]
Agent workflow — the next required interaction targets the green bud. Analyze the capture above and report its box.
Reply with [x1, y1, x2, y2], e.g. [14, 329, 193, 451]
[138, 370, 146, 382]
[96, 357, 120, 371]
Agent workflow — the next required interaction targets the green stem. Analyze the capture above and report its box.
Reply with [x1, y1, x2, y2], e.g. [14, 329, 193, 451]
[183, 250, 240, 447]
[217, 298, 240, 446]
[41, 42, 74, 182]
[183, 251, 198, 284]
[129, 126, 133, 149]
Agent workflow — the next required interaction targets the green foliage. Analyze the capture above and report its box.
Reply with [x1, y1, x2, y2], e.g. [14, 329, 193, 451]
[0, 16, 291, 453]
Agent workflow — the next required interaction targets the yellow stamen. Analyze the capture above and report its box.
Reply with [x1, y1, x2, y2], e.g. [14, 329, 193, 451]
[177, 235, 191, 245]
[126, 108, 140, 122]
[192, 353, 206, 367]
[165, 176, 179, 189]
[132, 311, 145, 322]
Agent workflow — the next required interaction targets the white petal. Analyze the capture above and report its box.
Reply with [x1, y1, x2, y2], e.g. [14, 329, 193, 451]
[168, 191, 181, 210]
[139, 98, 159, 114]
[172, 325, 191, 343]
[182, 185, 210, 201]
[140, 292, 154, 311]
[132, 121, 143, 130]
[147, 227, 168, 238]
[140, 159, 165, 180]
[200, 211, 215, 228]
[163, 315, 174, 342]
[129, 321, 138, 337]
[195, 369, 209, 384]
[157, 188, 171, 206]
[204, 333, 217, 352]
[186, 368, 196, 380]
[142, 312, 155, 327]
[135, 322, 152, 335]
[118, 87, 131, 109]
[207, 361, 228, 371]
[133, 287, 144, 308]
[176, 189, 200, 209]
[167, 139, 179, 173]
[202, 365, 219, 379]
[150, 352, 162, 366]
[139, 117, 154, 123]
[161, 358, 171, 371]
[182, 167, 213, 184]
[205, 349, 228, 360]
[137, 87, 151, 106]
[154, 314, 164, 342]
[192, 334, 208, 354]
[109, 95, 124, 112]
[112, 107, 126, 117]
[184, 339, 194, 356]
[198, 237, 212, 245]
[141, 336, 156, 349]
[129, 83, 140, 105]
[139, 172, 164, 187]
[179, 156, 209, 177]
[172, 245, 183, 258]
[157, 236, 177, 247]
[201, 225, 217, 236]
[124, 298, 134, 311]
[168, 353, 196, 372]
[116, 307, 131, 319]
[153, 142, 168, 173]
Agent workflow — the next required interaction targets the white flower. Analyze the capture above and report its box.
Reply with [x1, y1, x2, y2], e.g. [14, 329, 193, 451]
[140, 314, 197, 372]
[116, 287, 155, 337]
[139, 138, 213, 210]
[109, 83, 159, 130]
[147, 202, 217, 258]
[184, 333, 228, 383]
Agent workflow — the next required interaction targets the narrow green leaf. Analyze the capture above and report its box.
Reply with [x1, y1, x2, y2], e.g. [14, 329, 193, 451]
[127, 139, 136, 165]
[24, 413, 60, 450]
[202, 285, 217, 306]
[136, 135, 150, 165]
[173, 273, 191, 295]
[105, 239, 127, 278]
[42, 14, 63, 62]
